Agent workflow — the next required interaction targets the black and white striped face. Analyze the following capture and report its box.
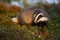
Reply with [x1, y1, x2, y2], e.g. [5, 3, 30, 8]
[34, 12, 48, 23]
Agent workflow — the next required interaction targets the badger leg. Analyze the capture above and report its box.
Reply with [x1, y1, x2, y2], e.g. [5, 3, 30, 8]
[39, 22, 47, 36]
[26, 24, 31, 32]
[26, 24, 31, 29]
[38, 26, 46, 40]
[41, 25, 46, 35]
[38, 26, 46, 36]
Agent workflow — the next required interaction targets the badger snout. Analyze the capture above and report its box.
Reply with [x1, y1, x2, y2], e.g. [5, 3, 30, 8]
[36, 17, 48, 23]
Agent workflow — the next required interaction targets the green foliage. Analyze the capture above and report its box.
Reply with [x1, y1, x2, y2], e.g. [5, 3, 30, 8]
[46, 3, 60, 40]
[5, 0, 11, 3]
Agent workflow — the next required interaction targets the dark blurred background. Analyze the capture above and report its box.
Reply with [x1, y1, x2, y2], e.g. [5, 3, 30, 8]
[0, 0, 60, 40]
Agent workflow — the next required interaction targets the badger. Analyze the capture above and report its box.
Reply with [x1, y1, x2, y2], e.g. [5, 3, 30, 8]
[11, 8, 49, 35]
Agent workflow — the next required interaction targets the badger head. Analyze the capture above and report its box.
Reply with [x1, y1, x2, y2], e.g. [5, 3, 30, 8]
[34, 13, 49, 23]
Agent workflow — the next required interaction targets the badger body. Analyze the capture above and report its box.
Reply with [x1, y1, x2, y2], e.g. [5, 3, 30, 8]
[17, 8, 34, 25]
[12, 8, 49, 35]
[13, 8, 49, 26]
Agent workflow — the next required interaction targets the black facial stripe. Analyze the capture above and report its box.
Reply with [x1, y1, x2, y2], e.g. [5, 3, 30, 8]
[36, 15, 43, 22]
[34, 14, 43, 22]
[33, 10, 41, 19]
[33, 10, 44, 23]
[34, 10, 41, 17]
[33, 11, 39, 21]
[34, 11, 39, 17]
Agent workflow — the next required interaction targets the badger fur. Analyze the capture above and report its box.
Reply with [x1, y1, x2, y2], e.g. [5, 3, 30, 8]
[12, 8, 49, 35]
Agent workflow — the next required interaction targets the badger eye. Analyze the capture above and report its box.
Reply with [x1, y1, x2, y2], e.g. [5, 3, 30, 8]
[39, 15, 43, 18]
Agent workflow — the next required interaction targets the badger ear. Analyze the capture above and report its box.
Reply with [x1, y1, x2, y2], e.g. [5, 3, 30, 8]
[11, 17, 18, 23]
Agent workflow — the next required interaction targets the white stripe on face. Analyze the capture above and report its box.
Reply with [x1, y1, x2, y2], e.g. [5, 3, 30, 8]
[39, 13, 44, 16]
[36, 17, 48, 23]
[34, 13, 36, 18]
[34, 13, 43, 23]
